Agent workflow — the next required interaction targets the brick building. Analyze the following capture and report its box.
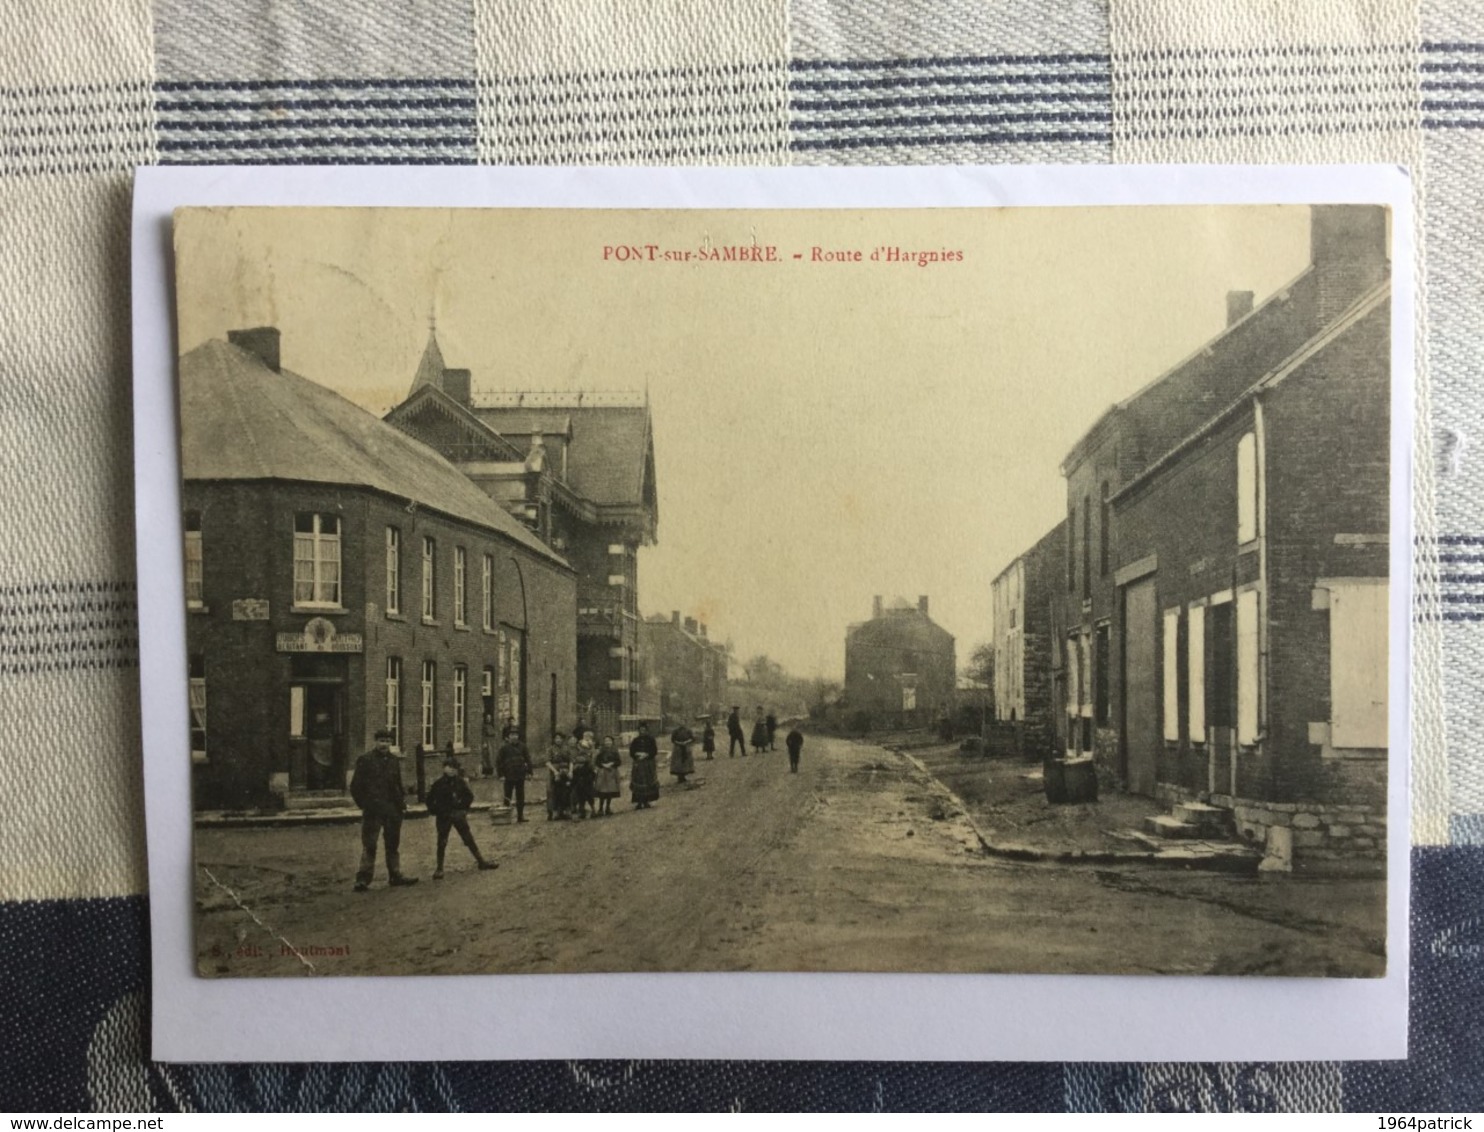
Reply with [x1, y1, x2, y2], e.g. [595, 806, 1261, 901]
[384, 329, 658, 740]
[1032, 203, 1390, 866]
[181, 331, 576, 811]
[844, 596, 956, 730]
[989, 520, 1066, 759]
[1113, 279, 1390, 864]
[639, 612, 729, 729]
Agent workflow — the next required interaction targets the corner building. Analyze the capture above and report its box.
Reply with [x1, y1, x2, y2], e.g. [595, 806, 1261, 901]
[182, 332, 576, 810]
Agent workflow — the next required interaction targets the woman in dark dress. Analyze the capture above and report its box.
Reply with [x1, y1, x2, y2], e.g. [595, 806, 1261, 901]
[701, 720, 716, 761]
[751, 708, 769, 754]
[629, 722, 660, 809]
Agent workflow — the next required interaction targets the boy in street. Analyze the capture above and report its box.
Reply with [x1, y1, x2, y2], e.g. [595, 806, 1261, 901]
[425, 757, 498, 879]
[350, 727, 418, 891]
[786, 724, 805, 773]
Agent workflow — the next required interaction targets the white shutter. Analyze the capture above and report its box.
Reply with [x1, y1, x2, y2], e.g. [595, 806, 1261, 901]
[1162, 609, 1180, 741]
[1237, 589, 1260, 745]
[1237, 432, 1257, 544]
[1330, 583, 1388, 749]
[1066, 639, 1079, 717]
[1187, 604, 1206, 742]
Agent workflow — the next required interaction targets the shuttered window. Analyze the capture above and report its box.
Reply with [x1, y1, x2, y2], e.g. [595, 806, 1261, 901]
[1162, 609, 1180, 742]
[1330, 583, 1388, 749]
[1237, 432, 1257, 544]
[1237, 589, 1260, 745]
[1187, 604, 1206, 742]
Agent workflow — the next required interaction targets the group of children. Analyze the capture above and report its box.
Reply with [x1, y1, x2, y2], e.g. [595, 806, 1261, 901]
[543, 730, 625, 820]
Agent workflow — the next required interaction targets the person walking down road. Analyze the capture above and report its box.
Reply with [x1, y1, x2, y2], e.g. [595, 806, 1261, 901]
[495, 728, 532, 823]
[479, 712, 499, 777]
[425, 757, 498, 879]
[629, 722, 660, 809]
[350, 727, 418, 892]
[594, 735, 622, 816]
[786, 725, 804, 773]
[765, 711, 778, 752]
[546, 732, 574, 821]
[702, 720, 716, 761]
[571, 735, 597, 820]
[670, 722, 697, 786]
[727, 706, 747, 758]
[751, 707, 768, 755]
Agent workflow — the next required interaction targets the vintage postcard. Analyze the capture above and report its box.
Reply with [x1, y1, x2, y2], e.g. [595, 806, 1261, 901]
[136, 165, 1412, 1061]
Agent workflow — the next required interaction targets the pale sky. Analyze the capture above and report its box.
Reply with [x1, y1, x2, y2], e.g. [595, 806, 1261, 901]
[175, 205, 1313, 679]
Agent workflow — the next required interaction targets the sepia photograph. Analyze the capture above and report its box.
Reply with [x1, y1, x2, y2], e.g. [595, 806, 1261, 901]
[173, 200, 1391, 981]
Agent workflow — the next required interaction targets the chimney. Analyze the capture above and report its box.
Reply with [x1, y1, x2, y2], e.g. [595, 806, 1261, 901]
[872, 595, 883, 619]
[442, 367, 471, 406]
[228, 327, 280, 373]
[684, 617, 698, 634]
[918, 595, 930, 616]
[1226, 290, 1254, 326]
[698, 623, 708, 638]
[672, 610, 681, 625]
[1310, 205, 1389, 322]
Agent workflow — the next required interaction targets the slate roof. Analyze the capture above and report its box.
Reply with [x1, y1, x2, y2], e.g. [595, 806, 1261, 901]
[475, 404, 654, 509]
[409, 331, 446, 394]
[179, 339, 567, 566]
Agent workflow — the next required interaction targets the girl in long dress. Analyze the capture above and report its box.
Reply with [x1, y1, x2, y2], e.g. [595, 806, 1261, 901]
[629, 722, 660, 809]
[751, 709, 769, 754]
[670, 723, 696, 786]
[593, 735, 622, 816]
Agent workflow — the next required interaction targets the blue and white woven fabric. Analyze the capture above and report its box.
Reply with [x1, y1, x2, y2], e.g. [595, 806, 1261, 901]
[2, 0, 1482, 1111]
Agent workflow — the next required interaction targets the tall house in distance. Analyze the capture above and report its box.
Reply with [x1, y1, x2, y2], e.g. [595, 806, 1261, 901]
[385, 328, 659, 738]
[844, 596, 957, 730]
[989, 519, 1067, 760]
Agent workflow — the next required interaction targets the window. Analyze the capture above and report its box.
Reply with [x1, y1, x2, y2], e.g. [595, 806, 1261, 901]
[184, 512, 203, 608]
[293, 513, 341, 607]
[482, 554, 494, 630]
[1081, 495, 1092, 600]
[1095, 623, 1111, 727]
[454, 547, 467, 626]
[1099, 482, 1110, 577]
[454, 665, 467, 747]
[1187, 604, 1206, 742]
[1067, 502, 1077, 592]
[1329, 582, 1388, 749]
[1066, 637, 1080, 720]
[1236, 589, 1260, 745]
[1162, 609, 1180, 742]
[421, 661, 436, 748]
[189, 654, 207, 762]
[421, 536, 436, 621]
[385, 657, 401, 747]
[385, 527, 400, 614]
[482, 666, 495, 722]
[1237, 431, 1257, 544]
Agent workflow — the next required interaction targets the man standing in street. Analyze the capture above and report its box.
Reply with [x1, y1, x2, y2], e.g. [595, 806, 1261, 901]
[351, 727, 418, 892]
[727, 706, 746, 758]
[496, 726, 533, 822]
[786, 724, 805, 773]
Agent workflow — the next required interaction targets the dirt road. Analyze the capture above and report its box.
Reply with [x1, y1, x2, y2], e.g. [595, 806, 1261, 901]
[195, 734, 1385, 978]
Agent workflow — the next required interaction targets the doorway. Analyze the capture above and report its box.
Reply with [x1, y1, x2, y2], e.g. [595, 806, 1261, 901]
[1121, 577, 1158, 796]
